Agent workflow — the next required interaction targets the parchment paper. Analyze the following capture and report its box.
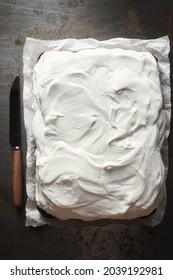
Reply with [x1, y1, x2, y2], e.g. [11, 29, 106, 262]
[23, 36, 171, 227]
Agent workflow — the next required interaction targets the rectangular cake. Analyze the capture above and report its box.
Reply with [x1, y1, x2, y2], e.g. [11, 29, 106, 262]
[32, 47, 166, 221]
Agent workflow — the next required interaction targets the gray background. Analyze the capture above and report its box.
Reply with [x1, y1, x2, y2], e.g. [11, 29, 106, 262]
[0, 0, 172, 259]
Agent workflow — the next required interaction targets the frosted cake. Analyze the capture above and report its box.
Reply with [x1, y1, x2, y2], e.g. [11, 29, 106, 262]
[32, 48, 166, 221]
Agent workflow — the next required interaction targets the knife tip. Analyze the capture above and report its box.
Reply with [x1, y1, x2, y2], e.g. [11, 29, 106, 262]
[15, 74, 20, 82]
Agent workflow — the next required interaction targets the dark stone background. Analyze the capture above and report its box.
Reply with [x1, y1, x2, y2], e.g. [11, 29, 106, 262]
[0, 0, 172, 259]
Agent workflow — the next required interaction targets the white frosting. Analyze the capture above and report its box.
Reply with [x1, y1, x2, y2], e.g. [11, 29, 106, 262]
[32, 48, 166, 221]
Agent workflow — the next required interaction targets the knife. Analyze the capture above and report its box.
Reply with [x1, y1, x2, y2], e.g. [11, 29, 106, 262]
[9, 75, 23, 207]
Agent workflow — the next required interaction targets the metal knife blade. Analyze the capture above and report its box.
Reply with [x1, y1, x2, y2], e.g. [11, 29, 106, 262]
[9, 75, 23, 207]
[9, 75, 21, 148]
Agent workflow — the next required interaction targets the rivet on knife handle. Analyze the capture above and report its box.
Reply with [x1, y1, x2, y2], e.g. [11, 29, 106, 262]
[13, 147, 22, 207]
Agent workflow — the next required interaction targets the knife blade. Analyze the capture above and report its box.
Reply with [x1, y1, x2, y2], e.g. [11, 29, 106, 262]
[9, 75, 23, 207]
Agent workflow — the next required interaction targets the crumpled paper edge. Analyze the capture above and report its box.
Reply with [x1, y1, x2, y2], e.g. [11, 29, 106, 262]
[23, 36, 171, 227]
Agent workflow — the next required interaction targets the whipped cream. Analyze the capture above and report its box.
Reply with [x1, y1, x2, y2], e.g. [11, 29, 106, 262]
[32, 48, 166, 221]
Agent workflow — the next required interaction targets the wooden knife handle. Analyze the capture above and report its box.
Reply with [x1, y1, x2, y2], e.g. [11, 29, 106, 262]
[13, 148, 22, 207]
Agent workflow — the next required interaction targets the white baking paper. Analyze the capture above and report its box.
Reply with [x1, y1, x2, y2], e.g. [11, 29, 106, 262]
[23, 36, 171, 227]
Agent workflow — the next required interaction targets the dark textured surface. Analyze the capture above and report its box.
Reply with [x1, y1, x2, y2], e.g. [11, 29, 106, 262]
[0, 0, 173, 260]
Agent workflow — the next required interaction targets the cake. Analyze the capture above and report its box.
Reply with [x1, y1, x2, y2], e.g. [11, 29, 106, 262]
[32, 48, 166, 221]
